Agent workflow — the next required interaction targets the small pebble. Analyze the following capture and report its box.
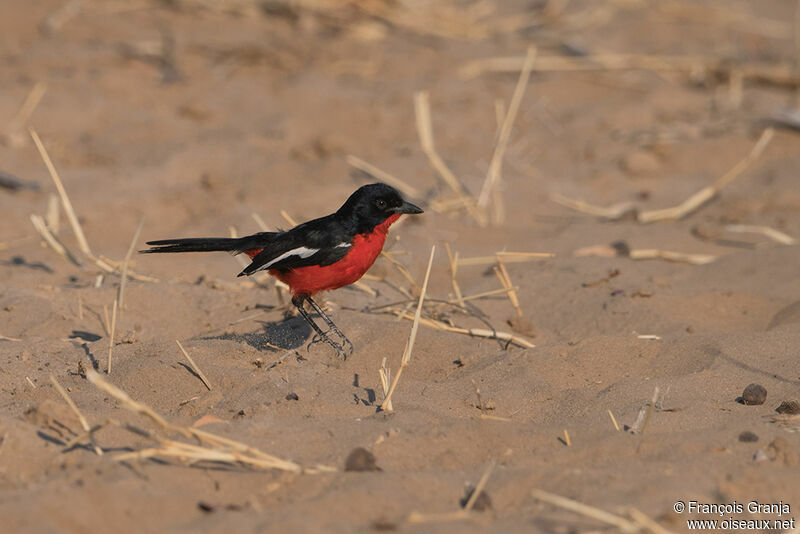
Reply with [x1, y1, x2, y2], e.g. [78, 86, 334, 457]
[753, 449, 769, 462]
[370, 518, 397, 531]
[611, 240, 631, 257]
[461, 487, 492, 511]
[776, 400, 800, 415]
[741, 383, 767, 405]
[285, 392, 299, 401]
[344, 447, 380, 472]
[738, 431, 759, 443]
[120, 331, 137, 344]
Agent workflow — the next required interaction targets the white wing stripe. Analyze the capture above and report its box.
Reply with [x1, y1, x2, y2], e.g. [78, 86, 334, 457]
[335, 242, 352, 248]
[260, 246, 320, 270]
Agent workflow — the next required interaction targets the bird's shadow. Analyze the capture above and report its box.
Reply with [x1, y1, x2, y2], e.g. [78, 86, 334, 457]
[201, 316, 312, 352]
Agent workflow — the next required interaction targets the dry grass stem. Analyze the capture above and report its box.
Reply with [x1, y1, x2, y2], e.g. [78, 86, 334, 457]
[628, 507, 677, 534]
[378, 357, 392, 412]
[608, 410, 620, 431]
[444, 243, 465, 307]
[628, 249, 716, 265]
[408, 459, 496, 524]
[480, 414, 512, 422]
[637, 334, 662, 340]
[457, 252, 555, 267]
[50, 375, 103, 455]
[6, 82, 46, 142]
[381, 245, 436, 412]
[464, 459, 496, 512]
[46, 194, 60, 234]
[352, 280, 377, 297]
[478, 46, 537, 211]
[117, 218, 144, 311]
[280, 210, 298, 227]
[725, 224, 796, 245]
[563, 429, 572, 446]
[30, 128, 92, 256]
[414, 91, 486, 225]
[0, 334, 22, 342]
[554, 129, 775, 225]
[530, 489, 639, 533]
[29, 129, 157, 281]
[26, 376, 36, 388]
[459, 286, 520, 303]
[176, 340, 213, 391]
[495, 257, 522, 317]
[494, 98, 506, 134]
[251, 212, 270, 231]
[639, 387, 660, 437]
[551, 193, 637, 220]
[86, 370, 318, 472]
[107, 299, 117, 374]
[461, 53, 713, 79]
[347, 155, 421, 199]
[391, 309, 534, 348]
[638, 128, 775, 223]
[471, 379, 485, 414]
[102, 304, 111, 336]
[380, 251, 420, 293]
[30, 214, 83, 267]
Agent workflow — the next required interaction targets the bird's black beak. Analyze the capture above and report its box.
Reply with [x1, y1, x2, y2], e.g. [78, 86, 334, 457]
[397, 200, 424, 214]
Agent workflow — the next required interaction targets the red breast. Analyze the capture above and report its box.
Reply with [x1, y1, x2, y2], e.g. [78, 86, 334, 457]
[272, 214, 401, 297]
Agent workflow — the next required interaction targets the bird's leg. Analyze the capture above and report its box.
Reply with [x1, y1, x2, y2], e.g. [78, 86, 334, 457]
[305, 296, 354, 356]
[292, 295, 346, 358]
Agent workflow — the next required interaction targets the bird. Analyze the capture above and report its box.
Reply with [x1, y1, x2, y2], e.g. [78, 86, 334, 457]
[141, 182, 424, 358]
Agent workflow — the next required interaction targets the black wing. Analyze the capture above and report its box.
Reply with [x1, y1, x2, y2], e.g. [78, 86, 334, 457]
[238, 215, 354, 276]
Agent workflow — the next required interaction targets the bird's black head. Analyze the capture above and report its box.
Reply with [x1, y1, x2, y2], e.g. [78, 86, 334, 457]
[338, 183, 423, 233]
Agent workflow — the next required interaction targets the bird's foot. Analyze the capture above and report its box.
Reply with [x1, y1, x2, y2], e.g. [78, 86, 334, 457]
[308, 332, 348, 359]
[317, 319, 354, 356]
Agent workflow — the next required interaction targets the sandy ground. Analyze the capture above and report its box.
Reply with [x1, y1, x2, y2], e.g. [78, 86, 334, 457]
[2, 1, 800, 532]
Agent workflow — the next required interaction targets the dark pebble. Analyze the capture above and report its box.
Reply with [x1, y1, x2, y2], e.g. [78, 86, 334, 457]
[738, 431, 759, 442]
[776, 400, 800, 414]
[344, 447, 380, 472]
[285, 392, 299, 401]
[461, 487, 492, 511]
[741, 384, 767, 405]
[370, 518, 397, 531]
[197, 502, 215, 513]
[611, 240, 630, 257]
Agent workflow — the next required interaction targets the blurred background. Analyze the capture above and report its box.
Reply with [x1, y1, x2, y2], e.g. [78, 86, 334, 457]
[3, 2, 800, 531]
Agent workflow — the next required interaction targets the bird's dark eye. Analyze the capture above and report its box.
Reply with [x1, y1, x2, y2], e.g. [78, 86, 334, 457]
[375, 199, 387, 209]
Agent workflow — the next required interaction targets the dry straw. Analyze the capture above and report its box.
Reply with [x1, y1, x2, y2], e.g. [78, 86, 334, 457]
[117, 218, 144, 311]
[414, 91, 486, 225]
[176, 340, 213, 391]
[531, 488, 676, 534]
[725, 224, 796, 245]
[391, 309, 534, 349]
[29, 129, 157, 282]
[86, 370, 327, 473]
[50, 375, 103, 456]
[553, 128, 775, 224]
[408, 459, 496, 523]
[478, 46, 537, 213]
[106, 299, 117, 374]
[380, 245, 436, 412]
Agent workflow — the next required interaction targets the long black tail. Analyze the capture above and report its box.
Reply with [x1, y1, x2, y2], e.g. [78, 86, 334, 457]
[140, 232, 275, 255]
